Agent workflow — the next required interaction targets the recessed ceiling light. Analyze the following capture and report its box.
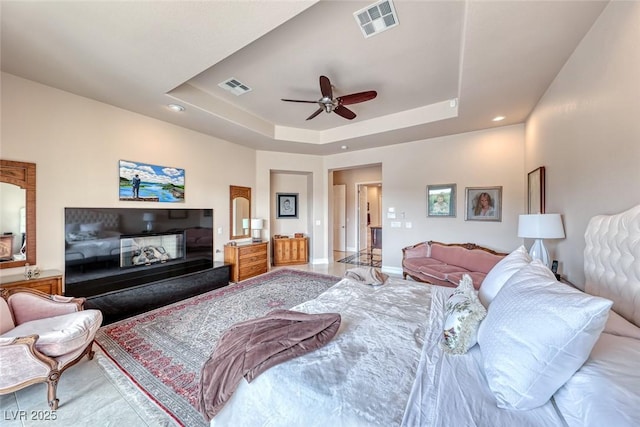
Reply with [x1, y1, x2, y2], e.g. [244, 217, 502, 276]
[341, 145, 348, 150]
[167, 104, 185, 112]
[492, 116, 505, 122]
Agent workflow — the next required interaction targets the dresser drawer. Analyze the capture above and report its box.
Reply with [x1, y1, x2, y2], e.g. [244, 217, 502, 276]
[0, 271, 63, 295]
[238, 244, 267, 257]
[225, 242, 269, 282]
[238, 263, 268, 281]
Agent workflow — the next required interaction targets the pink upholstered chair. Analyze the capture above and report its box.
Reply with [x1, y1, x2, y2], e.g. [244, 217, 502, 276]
[0, 287, 103, 409]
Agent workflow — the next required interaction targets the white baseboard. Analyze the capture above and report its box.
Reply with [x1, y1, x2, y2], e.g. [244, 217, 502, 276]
[382, 265, 403, 276]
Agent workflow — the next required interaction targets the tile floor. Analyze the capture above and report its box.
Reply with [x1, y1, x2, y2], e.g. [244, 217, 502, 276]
[1, 256, 387, 426]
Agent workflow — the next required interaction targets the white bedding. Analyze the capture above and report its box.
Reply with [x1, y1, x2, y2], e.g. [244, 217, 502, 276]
[210, 277, 567, 427]
[402, 281, 564, 427]
[65, 232, 121, 260]
[554, 331, 640, 427]
[211, 277, 433, 426]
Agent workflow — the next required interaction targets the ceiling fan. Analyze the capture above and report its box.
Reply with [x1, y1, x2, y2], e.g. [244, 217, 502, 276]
[282, 75, 377, 121]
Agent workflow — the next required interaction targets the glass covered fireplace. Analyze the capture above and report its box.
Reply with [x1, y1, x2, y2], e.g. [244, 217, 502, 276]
[64, 207, 214, 297]
[120, 232, 185, 268]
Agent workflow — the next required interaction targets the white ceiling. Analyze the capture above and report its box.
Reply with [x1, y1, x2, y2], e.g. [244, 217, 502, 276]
[1, 0, 608, 155]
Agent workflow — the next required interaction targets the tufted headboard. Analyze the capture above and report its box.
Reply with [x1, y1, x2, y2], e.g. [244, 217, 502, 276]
[584, 204, 640, 327]
[65, 209, 120, 231]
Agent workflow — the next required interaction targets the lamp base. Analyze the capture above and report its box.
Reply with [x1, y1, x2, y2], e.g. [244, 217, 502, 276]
[529, 238, 551, 268]
[252, 230, 262, 243]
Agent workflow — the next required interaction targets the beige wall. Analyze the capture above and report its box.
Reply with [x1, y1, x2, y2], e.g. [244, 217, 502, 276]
[0, 73, 256, 278]
[525, 1, 640, 287]
[270, 171, 311, 237]
[256, 152, 326, 263]
[324, 125, 526, 273]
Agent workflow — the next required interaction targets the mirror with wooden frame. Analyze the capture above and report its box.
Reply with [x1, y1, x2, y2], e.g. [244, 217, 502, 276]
[229, 185, 251, 240]
[0, 160, 36, 269]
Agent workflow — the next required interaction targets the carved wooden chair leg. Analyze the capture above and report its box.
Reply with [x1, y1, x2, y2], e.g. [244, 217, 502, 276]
[87, 341, 95, 360]
[47, 371, 61, 410]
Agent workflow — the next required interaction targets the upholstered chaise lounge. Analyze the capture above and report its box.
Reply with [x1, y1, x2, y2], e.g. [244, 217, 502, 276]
[0, 287, 103, 409]
[402, 241, 507, 288]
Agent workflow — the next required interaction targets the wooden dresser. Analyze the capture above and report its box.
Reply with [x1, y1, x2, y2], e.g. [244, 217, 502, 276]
[273, 237, 309, 266]
[0, 269, 63, 294]
[224, 241, 269, 282]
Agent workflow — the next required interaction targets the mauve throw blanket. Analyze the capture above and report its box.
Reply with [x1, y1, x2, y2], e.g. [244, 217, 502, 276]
[198, 309, 341, 421]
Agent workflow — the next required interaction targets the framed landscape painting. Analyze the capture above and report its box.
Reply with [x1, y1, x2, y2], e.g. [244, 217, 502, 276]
[119, 160, 185, 203]
[427, 184, 456, 217]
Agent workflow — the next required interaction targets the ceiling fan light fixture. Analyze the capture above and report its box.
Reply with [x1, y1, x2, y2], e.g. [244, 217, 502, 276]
[354, 0, 399, 38]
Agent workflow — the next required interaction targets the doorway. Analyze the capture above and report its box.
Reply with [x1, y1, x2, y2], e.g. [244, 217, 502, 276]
[357, 183, 382, 254]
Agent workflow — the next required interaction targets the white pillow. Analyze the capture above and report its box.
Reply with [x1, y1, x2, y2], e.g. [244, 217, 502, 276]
[478, 245, 531, 307]
[478, 260, 612, 410]
[440, 274, 487, 354]
[554, 333, 640, 427]
[80, 222, 104, 233]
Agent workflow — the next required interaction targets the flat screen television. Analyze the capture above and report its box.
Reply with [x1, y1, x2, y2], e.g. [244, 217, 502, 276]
[64, 207, 214, 297]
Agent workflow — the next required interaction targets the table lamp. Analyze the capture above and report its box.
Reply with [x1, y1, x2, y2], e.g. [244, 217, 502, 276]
[517, 214, 565, 268]
[143, 212, 156, 232]
[251, 218, 263, 243]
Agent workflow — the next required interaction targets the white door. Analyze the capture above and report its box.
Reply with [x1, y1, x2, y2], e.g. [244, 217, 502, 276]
[358, 185, 368, 252]
[333, 184, 346, 251]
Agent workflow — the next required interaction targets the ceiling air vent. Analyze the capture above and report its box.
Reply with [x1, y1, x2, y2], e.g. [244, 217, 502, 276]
[354, 0, 399, 38]
[218, 78, 252, 96]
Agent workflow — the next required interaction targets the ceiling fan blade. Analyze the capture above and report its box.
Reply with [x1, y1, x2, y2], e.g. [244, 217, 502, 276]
[319, 75, 333, 99]
[334, 105, 356, 120]
[337, 91, 377, 105]
[282, 98, 318, 103]
[306, 108, 324, 121]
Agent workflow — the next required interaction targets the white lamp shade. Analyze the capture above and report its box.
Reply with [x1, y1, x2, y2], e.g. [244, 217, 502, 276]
[250, 218, 263, 230]
[517, 214, 565, 239]
[142, 212, 156, 222]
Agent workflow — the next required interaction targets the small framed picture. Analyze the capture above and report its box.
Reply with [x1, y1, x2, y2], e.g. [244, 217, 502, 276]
[427, 184, 456, 217]
[465, 187, 502, 222]
[527, 166, 545, 214]
[276, 193, 298, 218]
[168, 209, 188, 219]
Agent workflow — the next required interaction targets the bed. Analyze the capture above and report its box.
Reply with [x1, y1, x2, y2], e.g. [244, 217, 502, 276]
[64, 210, 122, 267]
[207, 205, 640, 426]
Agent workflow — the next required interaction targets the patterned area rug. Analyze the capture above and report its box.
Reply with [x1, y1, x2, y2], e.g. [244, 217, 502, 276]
[95, 268, 340, 427]
[337, 249, 382, 268]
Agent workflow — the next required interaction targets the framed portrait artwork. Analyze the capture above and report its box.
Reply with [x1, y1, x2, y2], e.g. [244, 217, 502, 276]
[527, 166, 545, 214]
[465, 187, 502, 221]
[276, 193, 298, 218]
[427, 184, 456, 217]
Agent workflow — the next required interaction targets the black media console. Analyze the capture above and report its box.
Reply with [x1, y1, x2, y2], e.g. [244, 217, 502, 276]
[84, 262, 230, 325]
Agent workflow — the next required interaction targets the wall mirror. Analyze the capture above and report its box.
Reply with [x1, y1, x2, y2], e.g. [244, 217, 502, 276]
[229, 185, 251, 240]
[0, 160, 36, 269]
